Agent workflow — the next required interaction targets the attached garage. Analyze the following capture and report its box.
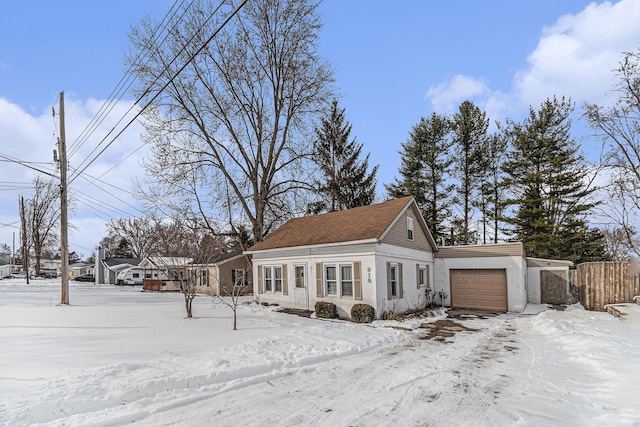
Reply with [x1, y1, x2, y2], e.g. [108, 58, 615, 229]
[450, 269, 507, 311]
[434, 243, 528, 313]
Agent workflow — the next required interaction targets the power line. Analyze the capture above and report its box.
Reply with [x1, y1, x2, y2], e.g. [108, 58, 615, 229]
[0, 153, 59, 179]
[69, 0, 247, 186]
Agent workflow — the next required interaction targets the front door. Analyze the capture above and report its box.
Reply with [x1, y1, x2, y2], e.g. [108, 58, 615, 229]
[293, 265, 308, 309]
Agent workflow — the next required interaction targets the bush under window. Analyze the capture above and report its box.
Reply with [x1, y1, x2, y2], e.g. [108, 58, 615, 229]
[351, 303, 375, 323]
[315, 301, 338, 319]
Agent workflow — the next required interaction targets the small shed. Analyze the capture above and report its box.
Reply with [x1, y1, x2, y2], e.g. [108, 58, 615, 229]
[527, 257, 574, 304]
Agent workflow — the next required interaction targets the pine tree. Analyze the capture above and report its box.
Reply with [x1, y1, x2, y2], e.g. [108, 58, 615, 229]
[477, 133, 509, 243]
[312, 100, 378, 212]
[451, 100, 489, 244]
[502, 96, 604, 263]
[386, 113, 454, 243]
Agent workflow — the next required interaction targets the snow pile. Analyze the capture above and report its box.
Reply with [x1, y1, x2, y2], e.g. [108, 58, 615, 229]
[1, 280, 639, 426]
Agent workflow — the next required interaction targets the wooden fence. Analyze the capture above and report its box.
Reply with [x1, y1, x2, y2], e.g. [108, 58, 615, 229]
[574, 261, 640, 311]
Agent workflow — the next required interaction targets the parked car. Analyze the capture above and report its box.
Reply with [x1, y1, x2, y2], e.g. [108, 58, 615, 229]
[39, 273, 56, 279]
[11, 272, 26, 279]
[73, 274, 95, 282]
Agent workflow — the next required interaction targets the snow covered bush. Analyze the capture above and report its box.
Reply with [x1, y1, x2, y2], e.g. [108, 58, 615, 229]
[351, 304, 375, 323]
[315, 301, 338, 319]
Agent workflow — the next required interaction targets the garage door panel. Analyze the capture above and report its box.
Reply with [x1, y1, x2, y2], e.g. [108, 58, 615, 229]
[450, 269, 507, 311]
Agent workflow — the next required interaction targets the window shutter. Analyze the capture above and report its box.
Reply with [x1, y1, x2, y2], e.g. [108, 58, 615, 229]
[386, 261, 392, 300]
[257, 266, 263, 294]
[316, 263, 323, 298]
[354, 261, 362, 301]
[426, 265, 430, 287]
[416, 264, 421, 289]
[398, 262, 404, 298]
[282, 264, 288, 295]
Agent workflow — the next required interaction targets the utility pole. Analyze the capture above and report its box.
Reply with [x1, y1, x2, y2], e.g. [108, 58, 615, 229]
[58, 91, 69, 304]
[19, 196, 29, 284]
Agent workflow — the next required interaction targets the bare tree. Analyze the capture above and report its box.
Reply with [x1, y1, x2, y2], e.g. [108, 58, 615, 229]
[24, 176, 60, 276]
[584, 49, 640, 255]
[106, 217, 157, 258]
[601, 226, 636, 261]
[127, 0, 334, 243]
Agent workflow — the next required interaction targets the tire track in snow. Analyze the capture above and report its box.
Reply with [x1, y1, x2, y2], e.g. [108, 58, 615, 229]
[426, 317, 518, 427]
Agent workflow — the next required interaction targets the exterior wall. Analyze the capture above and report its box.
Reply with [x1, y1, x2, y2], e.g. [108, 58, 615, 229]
[252, 242, 434, 319]
[527, 266, 570, 304]
[381, 204, 434, 252]
[374, 244, 434, 318]
[434, 255, 527, 313]
[253, 247, 377, 318]
[218, 256, 253, 296]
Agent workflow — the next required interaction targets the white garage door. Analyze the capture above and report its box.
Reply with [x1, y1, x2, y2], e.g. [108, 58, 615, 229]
[450, 269, 507, 311]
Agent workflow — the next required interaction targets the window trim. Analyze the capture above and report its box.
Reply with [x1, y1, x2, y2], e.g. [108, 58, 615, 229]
[200, 269, 209, 287]
[323, 263, 355, 299]
[262, 265, 283, 293]
[389, 263, 398, 297]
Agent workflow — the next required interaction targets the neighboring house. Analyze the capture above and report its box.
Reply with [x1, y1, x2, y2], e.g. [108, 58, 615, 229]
[39, 260, 61, 278]
[246, 196, 438, 319]
[247, 196, 572, 319]
[94, 248, 141, 284]
[69, 263, 93, 278]
[185, 252, 253, 296]
[139, 256, 194, 291]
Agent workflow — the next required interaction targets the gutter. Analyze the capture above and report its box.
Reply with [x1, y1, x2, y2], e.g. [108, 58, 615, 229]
[244, 238, 380, 255]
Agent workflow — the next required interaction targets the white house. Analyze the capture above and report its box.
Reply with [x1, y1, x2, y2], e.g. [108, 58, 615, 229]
[246, 197, 573, 319]
[247, 197, 438, 319]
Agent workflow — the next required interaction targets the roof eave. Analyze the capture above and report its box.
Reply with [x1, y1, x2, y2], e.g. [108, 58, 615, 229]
[244, 238, 380, 255]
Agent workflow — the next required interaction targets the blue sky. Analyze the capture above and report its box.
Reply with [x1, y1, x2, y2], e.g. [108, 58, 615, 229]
[1, 0, 639, 257]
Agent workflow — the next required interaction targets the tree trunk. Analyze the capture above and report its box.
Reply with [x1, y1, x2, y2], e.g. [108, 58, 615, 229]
[185, 295, 192, 318]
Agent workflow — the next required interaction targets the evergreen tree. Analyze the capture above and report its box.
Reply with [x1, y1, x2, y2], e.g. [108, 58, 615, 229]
[312, 100, 378, 212]
[477, 132, 509, 243]
[451, 100, 489, 244]
[502, 96, 604, 263]
[386, 113, 454, 243]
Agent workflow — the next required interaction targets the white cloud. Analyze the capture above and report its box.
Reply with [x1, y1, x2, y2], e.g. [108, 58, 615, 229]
[425, 75, 491, 112]
[424, 75, 513, 130]
[515, 0, 640, 107]
[0, 97, 148, 257]
[425, 0, 640, 122]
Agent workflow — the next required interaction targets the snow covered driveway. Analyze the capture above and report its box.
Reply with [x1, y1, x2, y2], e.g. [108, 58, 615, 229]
[1, 280, 638, 426]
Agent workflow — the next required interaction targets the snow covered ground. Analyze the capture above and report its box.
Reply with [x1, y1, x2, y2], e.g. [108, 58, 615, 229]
[0, 279, 638, 426]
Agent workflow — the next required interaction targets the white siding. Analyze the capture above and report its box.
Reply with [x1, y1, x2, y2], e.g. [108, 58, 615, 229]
[434, 255, 527, 313]
[252, 242, 434, 319]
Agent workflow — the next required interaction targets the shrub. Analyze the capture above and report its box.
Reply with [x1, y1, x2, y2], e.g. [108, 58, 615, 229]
[315, 301, 338, 319]
[351, 303, 375, 323]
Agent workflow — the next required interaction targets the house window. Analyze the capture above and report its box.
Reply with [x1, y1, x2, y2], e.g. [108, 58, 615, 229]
[390, 264, 398, 297]
[325, 265, 337, 295]
[418, 266, 426, 287]
[407, 217, 414, 241]
[232, 269, 247, 286]
[324, 264, 354, 298]
[264, 266, 272, 291]
[132, 272, 140, 279]
[341, 265, 353, 297]
[263, 266, 282, 293]
[201, 269, 209, 287]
